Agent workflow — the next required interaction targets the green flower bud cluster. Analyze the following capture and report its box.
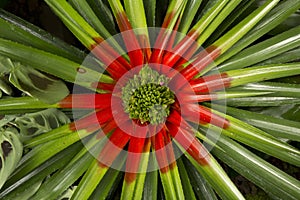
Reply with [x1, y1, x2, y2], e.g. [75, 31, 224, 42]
[122, 66, 175, 124]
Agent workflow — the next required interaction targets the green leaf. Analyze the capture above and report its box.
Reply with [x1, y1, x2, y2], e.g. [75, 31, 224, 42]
[6, 129, 90, 187]
[211, 104, 300, 141]
[205, 0, 256, 45]
[69, 0, 113, 40]
[142, 165, 157, 200]
[177, 0, 202, 35]
[89, 168, 123, 199]
[14, 108, 70, 140]
[256, 47, 300, 65]
[70, 159, 109, 200]
[58, 187, 77, 200]
[66, 131, 124, 199]
[229, 82, 300, 98]
[212, 0, 280, 54]
[0, 115, 15, 128]
[3, 178, 42, 200]
[215, 0, 300, 65]
[169, 163, 185, 199]
[143, 0, 156, 27]
[259, 104, 300, 122]
[183, 157, 218, 200]
[0, 38, 113, 89]
[196, 0, 243, 46]
[193, 0, 222, 22]
[0, 77, 12, 96]
[161, 0, 187, 30]
[226, 63, 300, 88]
[44, 0, 101, 42]
[223, 96, 300, 107]
[30, 150, 93, 200]
[216, 25, 300, 72]
[200, 91, 272, 101]
[209, 132, 300, 200]
[124, 0, 151, 54]
[30, 134, 107, 200]
[176, 157, 196, 200]
[0, 97, 55, 115]
[179, 142, 245, 199]
[124, 0, 147, 30]
[206, 107, 300, 166]
[24, 110, 99, 148]
[200, 0, 280, 74]
[159, 170, 177, 199]
[87, 0, 117, 34]
[155, 141, 184, 199]
[189, 0, 230, 41]
[0, 9, 86, 63]
[121, 142, 150, 200]
[45, 0, 125, 60]
[67, 0, 126, 58]
[3, 58, 69, 104]
[270, 11, 300, 35]
[0, 142, 82, 199]
[0, 127, 23, 189]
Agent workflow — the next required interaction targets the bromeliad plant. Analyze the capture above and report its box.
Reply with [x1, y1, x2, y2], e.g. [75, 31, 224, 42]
[0, 0, 300, 199]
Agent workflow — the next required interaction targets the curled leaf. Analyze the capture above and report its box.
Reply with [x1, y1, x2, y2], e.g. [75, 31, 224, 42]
[0, 127, 23, 189]
[14, 108, 70, 140]
[9, 63, 69, 104]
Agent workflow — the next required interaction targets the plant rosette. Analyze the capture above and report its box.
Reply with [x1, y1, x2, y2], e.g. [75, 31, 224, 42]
[0, 0, 300, 199]
[71, 28, 227, 173]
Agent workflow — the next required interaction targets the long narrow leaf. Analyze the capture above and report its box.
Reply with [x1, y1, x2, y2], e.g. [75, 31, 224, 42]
[215, 0, 300, 65]
[205, 0, 256, 44]
[30, 151, 93, 200]
[211, 0, 279, 55]
[142, 162, 157, 200]
[177, 0, 202, 35]
[210, 103, 300, 141]
[176, 157, 196, 200]
[204, 107, 300, 166]
[89, 168, 123, 199]
[44, 0, 101, 41]
[216, 26, 300, 71]
[0, 97, 56, 115]
[198, 0, 280, 74]
[224, 96, 300, 107]
[0, 9, 86, 63]
[69, 0, 112, 40]
[0, 142, 82, 198]
[256, 47, 300, 65]
[229, 82, 300, 98]
[183, 157, 218, 200]
[6, 129, 92, 187]
[178, 143, 244, 199]
[0, 38, 113, 88]
[143, 0, 156, 27]
[226, 63, 300, 88]
[86, 0, 117, 34]
[208, 132, 300, 199]
[196, 0, 242, 46]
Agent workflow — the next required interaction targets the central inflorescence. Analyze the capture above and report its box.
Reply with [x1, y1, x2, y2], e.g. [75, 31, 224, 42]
[122, 66, 175, 125]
